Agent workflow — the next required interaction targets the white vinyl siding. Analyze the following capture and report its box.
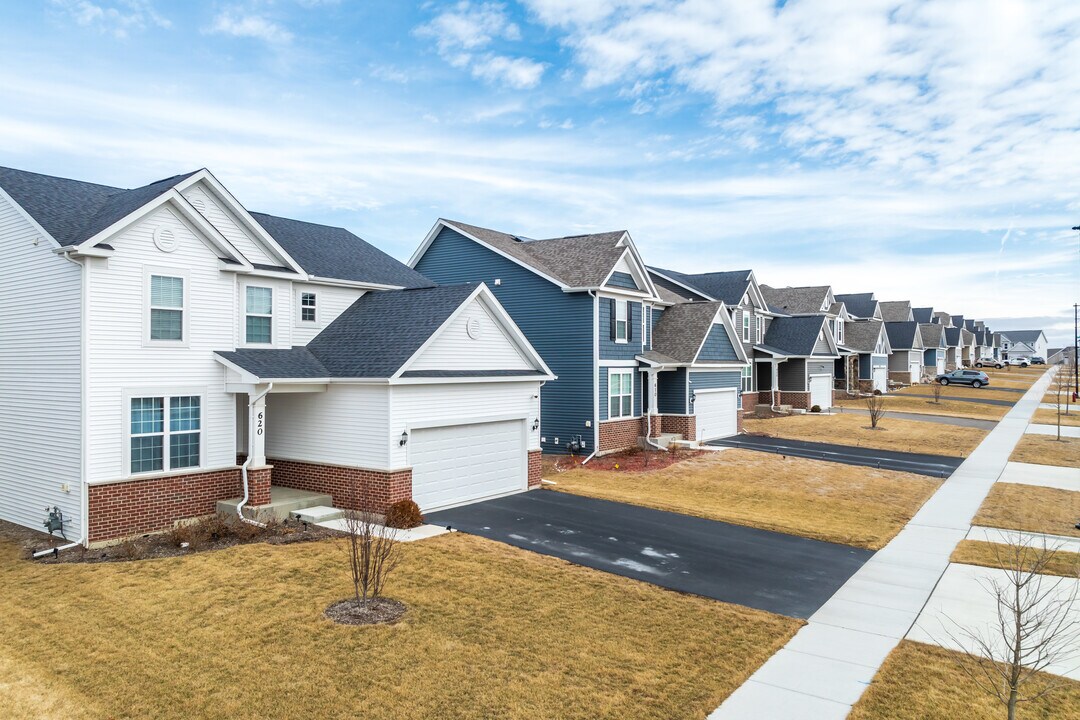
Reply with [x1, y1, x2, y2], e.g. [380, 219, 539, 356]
[0, 190, 84, 540]
[182, 183, 279, 267]
[407, 297, 533, 373]
[290, 283, 366, 345]
[266, 384, 391, 469]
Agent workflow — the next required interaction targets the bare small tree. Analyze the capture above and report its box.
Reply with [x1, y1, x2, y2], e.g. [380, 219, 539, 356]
[1050, 367, 1072, 442]
[342, 506, 400, 608]
[941, 537, 1080, 720]
[865, 392, 887, 429]
[931, 378, 945, 404]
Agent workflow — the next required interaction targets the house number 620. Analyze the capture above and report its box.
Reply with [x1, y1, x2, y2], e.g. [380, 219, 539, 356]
[256, 410, 264, 436]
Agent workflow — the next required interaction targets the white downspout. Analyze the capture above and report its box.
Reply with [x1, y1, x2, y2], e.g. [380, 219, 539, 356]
[582, 289, 600, 464]
[237, 382, 273, 526]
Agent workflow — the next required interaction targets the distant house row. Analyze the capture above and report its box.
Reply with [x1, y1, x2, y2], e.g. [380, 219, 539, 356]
[0, 164, 1052, 545]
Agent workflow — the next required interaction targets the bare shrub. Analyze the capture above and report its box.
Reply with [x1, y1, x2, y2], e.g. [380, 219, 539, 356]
[865, 393, 887, 429]
[940, 536, 1080, 720]
[342, 508, 400, 608]
[931, 379, 945, 404]
[385, 500, 424, 529]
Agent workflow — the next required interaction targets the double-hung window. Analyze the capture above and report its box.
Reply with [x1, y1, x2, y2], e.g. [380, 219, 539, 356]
[608, 370, 633, 418]
[755, 316, 763, 343]
[149, 275, 184, 341]
[741, 365, 753, 392]
[300, 292, 317, 323]
[130, 395, 201, 474]
[742, 311, 750, 342]
[836, 319, 844, 345]
[246, 286, 273, 344]
[614, 300, 628, 342]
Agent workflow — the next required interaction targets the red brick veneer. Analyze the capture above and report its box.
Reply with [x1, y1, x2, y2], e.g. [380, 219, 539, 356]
[247, 466, 272, 506]
[87, 467, 242, 542]
[659, 414, 696, 440]
[647, 414, 662, 438]
[778, 391, 812, 410]
[269, 458, 411, 512]
[740, 392, 758, 414]
[888, 371, 913, 384]
[598, 417, 643, 453]
[528, 450, 542, 489]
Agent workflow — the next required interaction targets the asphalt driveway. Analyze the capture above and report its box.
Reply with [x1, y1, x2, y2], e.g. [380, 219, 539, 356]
[707, 434, 964, 477]
[427, 490, 872, 619]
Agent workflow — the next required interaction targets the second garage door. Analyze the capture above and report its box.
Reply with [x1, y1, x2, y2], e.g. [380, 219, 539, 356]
[695, 389, 738, 442]
[411, 419, 526, 512]
[809, 374, 832, 410]
[872, 366, 888, 394]
[909, 361, 921, 384]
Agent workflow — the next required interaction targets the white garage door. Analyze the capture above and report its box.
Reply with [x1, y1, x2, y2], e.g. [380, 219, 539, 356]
[872, 366, 888, 393]
[936, 356, 946, 375]
[695, 389, 738, 441]
[909, 361, 921, 383]
[411, 419, 526, 512]
[810, 374, 832, 410]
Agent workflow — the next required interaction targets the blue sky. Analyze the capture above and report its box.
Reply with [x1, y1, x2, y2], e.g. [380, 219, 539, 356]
[1, 1, 1077, 343]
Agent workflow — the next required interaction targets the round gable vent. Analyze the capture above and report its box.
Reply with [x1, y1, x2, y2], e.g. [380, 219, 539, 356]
[189, 197, 206, 212]
[153, 227, 177, 253]
[466, 317, 483, 340]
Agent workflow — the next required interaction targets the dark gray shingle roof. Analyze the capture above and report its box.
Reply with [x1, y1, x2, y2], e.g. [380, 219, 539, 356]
[945, 327, 963, 346]
[912, 307, 934, 323]
[444, 219, 629, 288]
[835, 293, 878, 319]
[760, 285, 831, 315]
[1000, 330, 1045, 344]
[0, 166, 197, 246]
[919, 322, 944, 347]
[761, 316, 831, 356]
[218, 284, 480, 379]
[648, 267, 752, 305]
[650, 302, 726, 363]
[885, 321, 920, 349]
[844, 319, 885, 353]
[250, 212, 432, 289]
[879, 301, 913, 322]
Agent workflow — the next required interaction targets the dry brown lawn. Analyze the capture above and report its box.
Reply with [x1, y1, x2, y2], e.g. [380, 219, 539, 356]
[894, 384, 1019, 402]
[0, 531, 800, 720]
[951, 540, 1080, 578]
[848, 640, 1080, 720]
[550, 450, 938, 550]
[1032, 408, 1080, 427]
[834, 395, 1008, 421]
[973, 484, 1080, 539]
[1009, 434, 1080, 468]
[744, 413, 988, 457]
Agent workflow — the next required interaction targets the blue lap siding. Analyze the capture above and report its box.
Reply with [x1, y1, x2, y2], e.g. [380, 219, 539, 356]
[606, 271, 639, 290]
[657, 368, 688, 413]
[414, 226, 594, 453]
[598, 297, 642, 361]
[697, 323, 740, 362]
[689, 370, 742, 408]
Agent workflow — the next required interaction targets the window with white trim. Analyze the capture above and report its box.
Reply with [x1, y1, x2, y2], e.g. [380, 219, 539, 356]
[615, 299, 628, 342]
[149, 275, 184, 341]
[129, 395, 201, 474]
[246, 286, 273, 344]
[300, 292, 317, 323]
[608, 370, 633, 418]
[755, 315, 763, 343]
[742, 312, 750, 342]
[642, 304, 648, 346]
[741, 365, 753, 392]
[836, 318, 844, 344]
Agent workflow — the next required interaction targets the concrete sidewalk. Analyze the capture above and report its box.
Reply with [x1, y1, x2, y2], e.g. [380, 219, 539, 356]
[709, 367, 1057, 719]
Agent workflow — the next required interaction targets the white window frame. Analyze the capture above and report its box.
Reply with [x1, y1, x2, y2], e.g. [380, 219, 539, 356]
[755, 315, 763, 343]
[608, 369, 634, 418]
[244, 284, 274, 345]
[143, 267, 189, 347]
[742, 311, 750, 342]
[642, 303, 648, 347]
[741, 365, 753, 392]
[124, 390, 205, 478]
[615, 299, 628, 343]
[836, 318, 844, 344]
[299, 290, 317, 324]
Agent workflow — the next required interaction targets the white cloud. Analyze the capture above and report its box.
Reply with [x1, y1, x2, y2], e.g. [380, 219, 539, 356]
[50, 0, 171, 38]
[415, 2, 545, 88]
[208, 10, 293, 44]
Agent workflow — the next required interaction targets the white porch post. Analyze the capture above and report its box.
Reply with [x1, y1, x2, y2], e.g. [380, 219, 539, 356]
[647, 369, 659, 436]
[249, 388, 268, 467]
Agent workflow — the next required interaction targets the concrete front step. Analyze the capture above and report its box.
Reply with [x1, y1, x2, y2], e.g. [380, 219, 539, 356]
[216, 486, 334, 520]
[291, 505, 344, 524]
[653, 432, 683, 448]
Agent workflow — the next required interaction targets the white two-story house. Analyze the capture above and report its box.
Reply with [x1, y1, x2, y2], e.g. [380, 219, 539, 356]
[0, 166, 552, 545]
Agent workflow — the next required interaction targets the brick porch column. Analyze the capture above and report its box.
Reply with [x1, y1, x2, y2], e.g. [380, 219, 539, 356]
[247, 466, 273, 506]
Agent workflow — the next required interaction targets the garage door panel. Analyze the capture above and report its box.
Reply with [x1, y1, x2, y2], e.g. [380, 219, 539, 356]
[872, 367, 888, 393]
[411, 420, 526, 512]
[696, 390, 737, 441]
[810, 375, 831, 410]
[909, 361, 920, 384]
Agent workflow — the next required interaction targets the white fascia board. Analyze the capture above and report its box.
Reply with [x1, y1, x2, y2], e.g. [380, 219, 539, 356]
[390, 374, 554, 385]
[212, 354, 260, 383]
[744, 271, 769, 312]
[590, 286, 652, 299]
[305, 276, 405, 291]
[74, 190, 252, 268]
[617, 234, 663, 301]
[0, 184, 63, 250]
[409, 219, 568, 290]
[175, 169, 306, 275]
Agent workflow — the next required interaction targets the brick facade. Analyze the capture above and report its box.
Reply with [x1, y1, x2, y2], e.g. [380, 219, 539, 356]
[528, 449, 542, 489]
[659, 413, 696, 440]
[598, 417, 644, 453]
[647, 414, 662, 438]
[87, 467, 242, 542]
[888, 370, 912, 384]
[739, 391, 758, 415]
[269, 458, 412, 513]
[246, 466, 272, 506]
[778, 391, 812, 410]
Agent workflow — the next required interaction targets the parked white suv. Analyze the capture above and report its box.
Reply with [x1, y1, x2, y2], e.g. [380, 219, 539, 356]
[1006, 357, 1030, 368]
[974, 357, 1004, 369]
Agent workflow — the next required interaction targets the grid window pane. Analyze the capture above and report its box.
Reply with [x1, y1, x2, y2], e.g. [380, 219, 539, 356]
[610, 373, 621, 395]
[621, 395, 632, 416]
[246, 315, 272, 343]
[170, 432, 200, 469]
[609, 397, 620, 417]
[131, 435, 163, 474]
[170, 396, 201, 432]
[246, 286, 273, 314]
[151, 276, 183, 308]
[130, 397, 163, 434]
[301, 307, 316, 322]
[150, 308, 183, 340]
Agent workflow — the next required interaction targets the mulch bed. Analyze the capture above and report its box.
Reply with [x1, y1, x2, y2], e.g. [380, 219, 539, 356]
[547, 448, 705, 473]
[2, 516, 343, 565]
[325, 597, 406, 626]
